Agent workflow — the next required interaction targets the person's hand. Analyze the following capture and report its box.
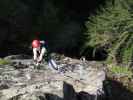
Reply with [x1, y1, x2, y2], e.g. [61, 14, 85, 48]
[37, 59, 42, 63]
[40, 41, 45, 44]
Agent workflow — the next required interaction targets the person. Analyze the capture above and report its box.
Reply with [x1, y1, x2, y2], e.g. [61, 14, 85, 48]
[32, 39, 47, 64]
[32, 39, 46, 63]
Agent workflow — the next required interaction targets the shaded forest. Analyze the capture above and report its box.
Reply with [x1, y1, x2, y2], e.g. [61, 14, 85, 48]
[0, 0, 105, 56]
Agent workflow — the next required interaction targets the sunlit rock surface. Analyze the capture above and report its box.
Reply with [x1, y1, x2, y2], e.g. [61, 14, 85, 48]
[0, 55, 105, 100]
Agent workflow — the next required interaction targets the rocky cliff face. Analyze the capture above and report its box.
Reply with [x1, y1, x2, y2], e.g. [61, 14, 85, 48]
[0, 54, 106, 100]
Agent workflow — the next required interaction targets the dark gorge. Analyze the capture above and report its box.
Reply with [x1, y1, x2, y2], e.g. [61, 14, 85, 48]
[0, 0, 106, 60]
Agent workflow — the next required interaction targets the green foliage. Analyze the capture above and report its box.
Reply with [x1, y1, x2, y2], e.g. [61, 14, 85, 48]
[121, 34, 133, 65]
[108, 64, 133, 78]
[85, 0, 132, 47]
[0, 59, 10, 65]
[82, 0, 133, 65]
[107, 32, 133, 65]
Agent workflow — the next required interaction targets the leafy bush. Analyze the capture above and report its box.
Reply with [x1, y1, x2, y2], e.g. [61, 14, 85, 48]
[107, 64, 133, 78]
[82, 0, 133, 65]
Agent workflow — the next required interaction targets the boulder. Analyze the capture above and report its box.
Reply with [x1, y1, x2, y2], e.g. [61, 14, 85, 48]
[0, 57, 106, 100]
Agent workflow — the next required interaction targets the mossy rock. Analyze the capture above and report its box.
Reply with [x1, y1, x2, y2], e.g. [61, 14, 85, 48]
[0, 59, 10, 65]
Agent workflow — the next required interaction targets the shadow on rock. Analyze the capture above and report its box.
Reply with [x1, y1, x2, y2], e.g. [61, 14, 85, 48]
[63, 81, 104, 100]
[45, 93, 63, 100]
[77, 91, 96, 100]
[103, 78, 133, 100]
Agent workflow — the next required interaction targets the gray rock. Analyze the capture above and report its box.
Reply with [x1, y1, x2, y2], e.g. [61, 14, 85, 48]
[4, 54, 31, 60]
[0, 58, 106, 100]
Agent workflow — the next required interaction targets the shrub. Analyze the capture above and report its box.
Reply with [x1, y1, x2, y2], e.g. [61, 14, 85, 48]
[82, 0, 133, 65]
[107, 64, 133, 78]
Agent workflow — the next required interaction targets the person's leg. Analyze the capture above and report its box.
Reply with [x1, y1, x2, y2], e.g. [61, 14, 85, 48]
[38, 47, 46, 62]
[33, 48, 38, 61]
